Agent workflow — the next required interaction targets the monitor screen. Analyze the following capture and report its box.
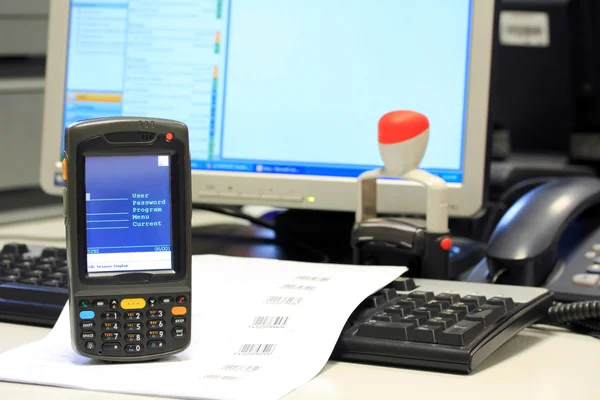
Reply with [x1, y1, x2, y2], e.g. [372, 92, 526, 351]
[60, 0, 472, 184]
[84, 154, 173, 274]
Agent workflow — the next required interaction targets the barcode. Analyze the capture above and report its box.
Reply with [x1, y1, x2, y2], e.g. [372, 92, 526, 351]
[280, 284, 315, 291]
[506, 25, 542, 36]
[295, 275, 330, 282]
[264, 296, 302, 305]
[203, 374, 240, 381]
[220, 364, 261, 373]
[250, 316, 289, 329]
[236, 343, 276, 355]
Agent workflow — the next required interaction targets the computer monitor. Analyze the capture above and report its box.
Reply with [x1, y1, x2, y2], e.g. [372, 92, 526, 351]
[40, 0, 495, 218]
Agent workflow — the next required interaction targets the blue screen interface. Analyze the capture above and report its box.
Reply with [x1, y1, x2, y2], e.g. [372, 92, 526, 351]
[61, 0, 472, 184]
[84, 155, 173, 274]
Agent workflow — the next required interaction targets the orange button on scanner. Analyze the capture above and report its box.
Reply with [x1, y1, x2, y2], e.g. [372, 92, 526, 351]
[171, 306, 187, 316]
[62, 158, 68, 182]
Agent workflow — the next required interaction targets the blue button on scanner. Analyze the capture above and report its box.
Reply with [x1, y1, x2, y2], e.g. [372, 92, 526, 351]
[79, 310, 95, 319]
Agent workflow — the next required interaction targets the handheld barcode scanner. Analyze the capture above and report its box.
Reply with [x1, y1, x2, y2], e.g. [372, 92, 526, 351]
[62, 116, 192, 361]
[352, 110, 452, 280]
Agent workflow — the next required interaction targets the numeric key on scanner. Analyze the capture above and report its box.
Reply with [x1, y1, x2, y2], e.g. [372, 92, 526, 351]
[124, 311, 142, 320]
[125, 344, 144, 354]
[148, 341, 166, 350]
[147, 320, 166, 329]
[102, 343, 121, 353]
[102, 322, 120, 331]
[101, 312, 120, 320]
[102, 332, 121, 342]
[125, 333, 144, 343]
[148, 330, 165, 339]
[125, 322, 143, 331]
[147, 309, 165, 319]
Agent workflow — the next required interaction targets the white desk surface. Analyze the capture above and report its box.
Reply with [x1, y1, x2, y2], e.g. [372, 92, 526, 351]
[0, 212, 599, 399]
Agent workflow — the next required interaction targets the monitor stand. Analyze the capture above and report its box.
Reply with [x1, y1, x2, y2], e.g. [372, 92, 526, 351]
[188, 209, 355, 263]
[0, 187, 63, 226]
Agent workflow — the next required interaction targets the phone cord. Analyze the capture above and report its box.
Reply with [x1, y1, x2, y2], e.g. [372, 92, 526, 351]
[547, 301, 600, 332]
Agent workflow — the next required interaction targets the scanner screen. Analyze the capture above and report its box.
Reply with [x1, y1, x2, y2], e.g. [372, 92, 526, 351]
[84, 155, 173, 274]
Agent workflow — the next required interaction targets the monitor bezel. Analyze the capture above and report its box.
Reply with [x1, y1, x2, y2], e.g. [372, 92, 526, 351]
[40, 0, 494, 218]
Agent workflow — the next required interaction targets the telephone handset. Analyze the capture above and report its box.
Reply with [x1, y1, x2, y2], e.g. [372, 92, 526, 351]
[484, 176, 600, 301]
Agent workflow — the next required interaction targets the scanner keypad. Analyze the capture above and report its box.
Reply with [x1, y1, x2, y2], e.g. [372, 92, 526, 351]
[76, 293, 190, 357]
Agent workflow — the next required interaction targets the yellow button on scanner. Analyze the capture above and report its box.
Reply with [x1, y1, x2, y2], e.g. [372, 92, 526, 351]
[120, 298, 146, 310]
[171, 306, 187, 316]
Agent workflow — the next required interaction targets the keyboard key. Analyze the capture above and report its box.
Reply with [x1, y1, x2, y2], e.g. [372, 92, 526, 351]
[47, 272, 67, 282]
[26, 270, 46, 279]
[19, 277, 41, 285]
[14, 260, 35, 270]
[0, 275, 19, 283]
[172, 327, 186, 339]
[398, 314, 427, 326]
[80, 320, 95, 329]
[411, 325, 443, 343]
[41, 279, 62, 287]
[412, 307, 439, 319]
[397, 297, 425, 308]
[438, 309, 466, 323]
[92, 299, 108, 308]
[434, 293, 461, 304]
[5, 268, 26, 277]
[388, 277, 416, 291]
[384, 304, 413, 317]
[356, 320, 416, 341]
[465, 304, 505, 326]
[372, 312, 402, 322]
[438, 320, 484, 346]
[448, 301, 476, 313]
[362, 294, 387, 308]
[380, 288, 398, 302]
[423, 300, 449, 311]
[1, 243, 29, 258]
[35, 263, 54, 273]
[487, 297, 516, 312]
[426, 317, 455, 330]
[40, 247, 66, 260]
[408, 291, 434, 302]
[460, 295, 487, 306]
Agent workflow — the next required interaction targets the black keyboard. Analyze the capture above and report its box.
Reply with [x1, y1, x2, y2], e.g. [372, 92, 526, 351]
[332, 277, 554, 373]
[0, 243, 68, 326]
[0, 242, 554, 374]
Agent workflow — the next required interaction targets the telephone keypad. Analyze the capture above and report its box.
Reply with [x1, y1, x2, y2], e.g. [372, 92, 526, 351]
[76, 293, 190, 357]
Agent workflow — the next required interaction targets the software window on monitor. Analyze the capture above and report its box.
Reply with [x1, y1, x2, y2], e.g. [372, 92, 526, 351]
[41, 0, 493, 217]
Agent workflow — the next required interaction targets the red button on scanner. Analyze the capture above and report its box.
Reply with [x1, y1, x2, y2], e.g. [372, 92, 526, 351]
[440, 237, 452, 251]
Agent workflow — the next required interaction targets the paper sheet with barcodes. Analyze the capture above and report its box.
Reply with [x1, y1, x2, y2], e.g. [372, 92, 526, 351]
[0, 254, 406, 400]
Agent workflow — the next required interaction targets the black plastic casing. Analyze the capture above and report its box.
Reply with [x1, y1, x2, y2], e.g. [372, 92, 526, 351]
[351, 218, 451, 280]
[63, 117, 192, 362]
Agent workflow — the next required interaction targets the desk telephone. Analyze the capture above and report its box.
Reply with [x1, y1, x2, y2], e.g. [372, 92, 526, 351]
[481, 176, 600, 302]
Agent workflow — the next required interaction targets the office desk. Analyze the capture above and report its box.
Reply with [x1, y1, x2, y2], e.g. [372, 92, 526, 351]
[0, 212, 599, 399]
